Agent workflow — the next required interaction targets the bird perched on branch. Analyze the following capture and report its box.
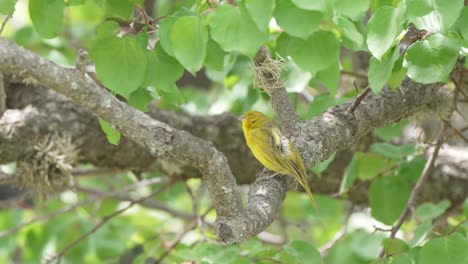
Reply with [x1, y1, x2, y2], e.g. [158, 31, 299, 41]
[240, 110, 317, 210]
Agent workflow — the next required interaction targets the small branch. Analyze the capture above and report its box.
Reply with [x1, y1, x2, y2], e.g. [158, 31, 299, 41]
[340, 70, 368, 80]
[0, 72, 5, 117]
[0, 171, 15, 184]
[45, 182, 172, 263]
[378, 141, 443, 258]
[319, 205, 354, 256]
[347, 86, 372, 114]
[0, 15, 9, 36]
[75, 49, 88, 74]
[72, 168, 124, 177]
[0, 198, 93, 238]
[0, 177, 168, 238]
[75, 185, 194, 220]
[157, 221, 198, 263]
[443, 120, 468, 144]
[443, 219, 468, 236]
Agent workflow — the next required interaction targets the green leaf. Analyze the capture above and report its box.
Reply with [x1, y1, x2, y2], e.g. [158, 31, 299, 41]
[279, 241, 323, 264]
[409, 220, 432, 247]
[276, 31, 339, 75]
[370, 0, 393, 11]
[382, 238, 410, 255]
[369, 175, 411, 225]
[458, 7, 468, 40]
[334, 16, 365, 51]
[409, 0, 464, 33]
[209, 4, 266, 55]
[158, 15, 178, 56]
[404, 34, 460, 84]
[310, 153, 335, 175]
[315, 61, 340, 94]
[65, 0, 86, 6]
[367, 5, 404, 60]
[416, 200, 451, 222]
[404, 0, 432, 17]
[349, 231, 385, 260]
[128, 87, 158, 112]
[244, 0, 275, 31]
[205, 37, 227, 71]
[339, 157, 358, 193]
[284, 60, 312, 93]
[376, 120, 407, 141]
[0, 0, 16, 16]
[369, 143, 416, 159]
[418, 233, 468, 264]
[143, 43, 184, 92]
[387, 253, 415, 264]
[99, 118, 121, 145]
[29, 0, 65, 38]
[170, 16, 207, 74]
[335, 0, 370, 21]
[95, 20, 120, 38]
[290, 0, 328, 11]
[105, 0, 133, 19]
[355, 152, 388, 180]
[387, 57, 407, 90]
[396, 156, 425, 183]
[369, 46, 400, 93]
[91, 36, 146, 97]
[157, 84, 184, 108]
[326, 232, 374, 264]
[274, 0, 323, 39]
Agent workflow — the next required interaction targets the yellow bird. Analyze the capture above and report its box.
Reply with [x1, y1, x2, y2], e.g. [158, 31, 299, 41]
[240, 110, 317, 210]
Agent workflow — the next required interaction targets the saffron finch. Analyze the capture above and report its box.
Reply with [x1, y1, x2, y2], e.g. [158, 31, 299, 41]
[240, 110, 317, 210]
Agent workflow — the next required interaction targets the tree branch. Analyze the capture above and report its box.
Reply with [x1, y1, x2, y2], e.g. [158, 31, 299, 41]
[378, 141, 442, 257]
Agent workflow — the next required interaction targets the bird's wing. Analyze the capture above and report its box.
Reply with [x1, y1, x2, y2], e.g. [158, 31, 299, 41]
[270, 126, 293, 157]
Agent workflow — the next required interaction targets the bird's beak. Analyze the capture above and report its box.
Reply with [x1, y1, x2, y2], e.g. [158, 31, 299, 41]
[239, 115, 245, 121]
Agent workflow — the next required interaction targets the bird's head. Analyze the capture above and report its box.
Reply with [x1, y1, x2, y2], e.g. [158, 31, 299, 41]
[239, 110, 269, 129]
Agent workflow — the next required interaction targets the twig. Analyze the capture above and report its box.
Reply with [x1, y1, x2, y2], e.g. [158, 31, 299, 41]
[443, 120, 468, 144]
[443, 219, 468, 236]
[46, 182, 172, 263]
[0, 171, 16, 184]
[157, 206, 213, 263]
[378, 141, 442, 258]
[319, 205, 354, 256]
[182, 180, 199, 215]
[157, 221, 198, 263]
[341, 70, 368, 80]
[373, 225, 393, 233]
[0, 72, 5, 117]
[0, 177, 168, 238]
[0, 15, 9, 36]
[257, 231, 286, 245]
[72, 168, 124, 177]
[347, 86, 372, 114]
[0, 198, 92, 238]
[75, 49, 88, 74]
[75, 185, 193, 220]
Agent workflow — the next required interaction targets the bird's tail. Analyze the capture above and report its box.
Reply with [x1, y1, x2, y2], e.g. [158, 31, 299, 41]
[288, 161, 318, 212]
[297, 173, 318, 212]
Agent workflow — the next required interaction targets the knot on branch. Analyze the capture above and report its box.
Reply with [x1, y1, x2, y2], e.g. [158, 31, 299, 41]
[16, 133, 79, 199]
[252, 47, 284, 95]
